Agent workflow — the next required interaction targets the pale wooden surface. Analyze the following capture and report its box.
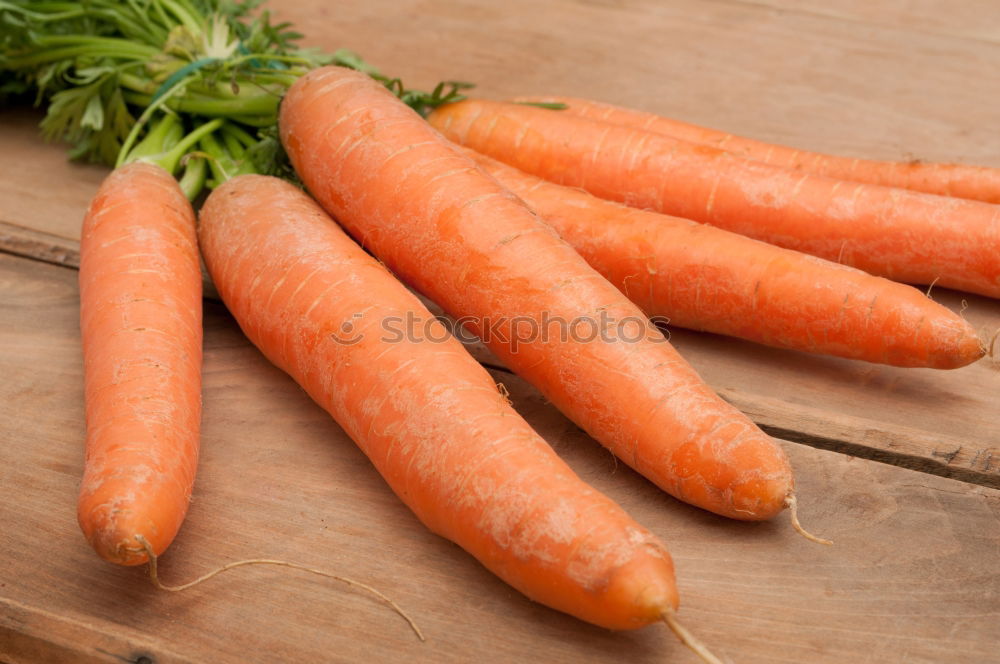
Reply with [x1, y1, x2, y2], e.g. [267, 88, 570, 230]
[1, 253, 999, 664]
[2, 0, 1000, 661]
[745, 0, 1000, 44]
[278, 0, 1000, 165]
[3, 0, 1000, 487]
[3, 119, 998, 488]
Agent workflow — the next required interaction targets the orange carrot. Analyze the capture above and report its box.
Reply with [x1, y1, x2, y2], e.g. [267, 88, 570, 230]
[514, 95, 1000, 204]
[466, 148, 984, 369]
[428, 99, 1000, 299]
[196, 173, 689, 635]
[78, 162, 202, 565]
[280, 66, 796, 523]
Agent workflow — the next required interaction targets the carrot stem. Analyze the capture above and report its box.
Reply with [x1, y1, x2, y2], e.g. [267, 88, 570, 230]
[157, 0, 203, 32]
[220, 121, 257, 149]
[177, 155, 207, 201]
[3, 44, 149, 67]
[785, 495, 832, 546]
[124, 112, 182, 163]
[661, 609, 725, 664]
[199, 132, 237, 185]
[117, 75, 194, 168]
[134, 535, 426, 642]
[120, 90, 281, 118]
[160, 118, 225, 171]
[220, 129, 245, 159]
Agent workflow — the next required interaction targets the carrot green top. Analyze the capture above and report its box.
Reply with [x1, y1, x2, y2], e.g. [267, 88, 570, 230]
[0, 0, 471, 197]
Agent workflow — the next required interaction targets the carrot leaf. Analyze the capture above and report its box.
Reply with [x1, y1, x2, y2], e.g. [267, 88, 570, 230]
[0, 0, 472, 197]
[514, 101, 568, 110]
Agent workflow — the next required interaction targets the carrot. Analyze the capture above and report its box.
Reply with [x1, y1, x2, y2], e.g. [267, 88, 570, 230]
[78, 162, 202, 565]
[279, 66, 798, 524]
[196, 173, 695, 639]
[466, 148, 984, 369]
[514, 95, 1000, 204]
[428, 99, 1000, 299]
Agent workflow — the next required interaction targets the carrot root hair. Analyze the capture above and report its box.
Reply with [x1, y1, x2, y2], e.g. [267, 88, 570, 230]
[785, 495, 833, 546]
[981, 327, 1000, 362]
[924, 276, 940, 300]
[134, 535, 425, 641]
[496, 381, 512, 407]
[661, 608, 725, 664]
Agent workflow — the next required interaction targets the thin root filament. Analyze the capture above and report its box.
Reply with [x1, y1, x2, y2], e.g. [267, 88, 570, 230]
[983, 327, 999, 360]
[785, 495, 833, 546]
[135, 535, 425, 641]
[924, 277, 940, 299]
[661, 609, 725, 664]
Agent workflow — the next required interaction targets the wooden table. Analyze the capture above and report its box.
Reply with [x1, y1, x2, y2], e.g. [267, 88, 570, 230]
[2, 2, 999, 662]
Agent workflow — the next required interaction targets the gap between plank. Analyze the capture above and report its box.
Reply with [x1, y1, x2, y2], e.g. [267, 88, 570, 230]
[3, 220, 995, 490]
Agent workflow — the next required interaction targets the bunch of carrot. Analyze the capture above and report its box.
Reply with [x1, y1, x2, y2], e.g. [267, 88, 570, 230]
[6, 1, 997, 661]
[428, 97, 1000, 299]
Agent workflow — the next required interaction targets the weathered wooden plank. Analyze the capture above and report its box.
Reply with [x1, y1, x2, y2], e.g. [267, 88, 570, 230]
[272, 0, 1000, 164]
[731, 0, 1000, 45]
[3, 0, 999, 484]
[721, 388, 1000, 486]
[3, 1, 998, 660]
[0, 109, 106, 242]
[3, 217, 997, 488]
[668, 309, 1000, 488]
[0, 597, 193, 664]
[0, 219, 80, 268]
[2, 0, 998, 248]
[1, 251, 999, 663]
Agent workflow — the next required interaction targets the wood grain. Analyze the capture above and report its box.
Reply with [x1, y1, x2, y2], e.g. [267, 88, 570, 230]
[1, 251, 999, 664]
[2, 2, 999, 656]
[4, 214, 998, 489]
[271, 0, 1000, 164]
[0, 109, 106, 243]
[2, 0, 998, 489]
[0, 219, 79, 269]
[739, 0, 1000, 44]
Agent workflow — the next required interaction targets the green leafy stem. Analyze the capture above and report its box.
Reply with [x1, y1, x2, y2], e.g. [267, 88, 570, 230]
[0, 0, 473, 200]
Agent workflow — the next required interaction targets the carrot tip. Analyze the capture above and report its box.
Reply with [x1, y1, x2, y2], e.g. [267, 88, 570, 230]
[134, 535, 426, 641]
[661, 608, 725, 664]
[784, 495, 833, 546]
